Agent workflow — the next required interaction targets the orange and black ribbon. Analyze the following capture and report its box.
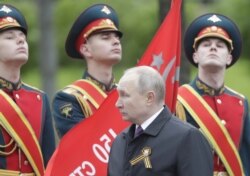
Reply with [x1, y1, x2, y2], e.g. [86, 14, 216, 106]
[130, 147, 152, 169]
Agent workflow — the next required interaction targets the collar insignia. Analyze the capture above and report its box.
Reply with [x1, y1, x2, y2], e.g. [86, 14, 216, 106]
[85, 72, 116, 92]
[196, 79, 224, 96]
[0, 77, 22, 91]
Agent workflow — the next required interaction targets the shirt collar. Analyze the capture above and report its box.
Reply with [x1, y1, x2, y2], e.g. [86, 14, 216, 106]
[83, 71, 116, 92]
[0, 77, 22, 91]
[194, 77, 225, 96]
[139, 107, 164, 130]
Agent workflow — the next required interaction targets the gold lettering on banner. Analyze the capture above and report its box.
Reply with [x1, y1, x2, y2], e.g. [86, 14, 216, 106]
[130, 147, 152, 169]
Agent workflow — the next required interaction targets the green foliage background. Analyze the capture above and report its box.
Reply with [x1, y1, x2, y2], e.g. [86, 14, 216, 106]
[3, 0, 250, 100]
[54, 0, 159, 68]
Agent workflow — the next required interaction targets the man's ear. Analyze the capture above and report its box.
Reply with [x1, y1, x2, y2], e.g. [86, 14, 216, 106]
[193, 52, 199, 64]
[79, 43, 91, 58]
[146, 91, 155, 105]
[226, 54, 233, 66]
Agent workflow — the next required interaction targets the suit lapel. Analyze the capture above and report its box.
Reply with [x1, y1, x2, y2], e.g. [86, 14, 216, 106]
[145, 107, 172, 137]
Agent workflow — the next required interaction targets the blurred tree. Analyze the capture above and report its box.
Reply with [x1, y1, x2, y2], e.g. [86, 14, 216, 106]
[159, 0, 191, 84]
[159, 0, 171, 20]
[200, 0, 214, 4]
[4, 0, 249, 94]
[184, 0, 250, 59]
[208, 0, 250, 59]
[53, 0, 159, 69]
[37, 0, 58, 100]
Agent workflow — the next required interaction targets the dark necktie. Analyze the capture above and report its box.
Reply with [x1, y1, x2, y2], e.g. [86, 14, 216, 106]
[134, 125, 144, 138]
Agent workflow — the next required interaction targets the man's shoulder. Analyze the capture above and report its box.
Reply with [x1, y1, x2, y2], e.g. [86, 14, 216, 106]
[54, 79, 85, 97]
[56, 78, 100, 95]
[52, 86, 80, 105]
[22, 82, 45, 94]
[167, 115, 198, 132]
[111, 127, 130, 149]
[225, 86, 246, 99]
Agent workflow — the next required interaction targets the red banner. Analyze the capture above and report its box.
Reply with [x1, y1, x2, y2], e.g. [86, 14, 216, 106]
[45, 90, 129, 176]
[45, 0, 182, 175]
[137, 0, 182, 112]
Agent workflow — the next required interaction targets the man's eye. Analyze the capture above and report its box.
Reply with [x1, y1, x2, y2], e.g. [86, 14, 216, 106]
[5, 36, 13, 39]
[202, 42, 210, 47]
[101, 35, 109, 39]
[217, 43, 226, 48]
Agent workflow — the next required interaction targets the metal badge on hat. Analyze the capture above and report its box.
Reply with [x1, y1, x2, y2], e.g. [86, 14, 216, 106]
[0, 5, 12, 13]
[208, 15, 222, 23]
[101, 19, 114, 26]
[101, 6, 111, 15]
[130, 147, 152, 169]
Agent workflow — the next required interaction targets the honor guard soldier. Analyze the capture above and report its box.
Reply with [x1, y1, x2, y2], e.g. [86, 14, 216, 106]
[108, 66, 213, 176]
[0, 4, 55, 176]
[52, 4, 123, 138]
[176, 13, 250, 176]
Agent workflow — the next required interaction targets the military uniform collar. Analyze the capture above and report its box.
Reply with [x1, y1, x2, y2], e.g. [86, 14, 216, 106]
[83, 71, 116, 92]
[0, 77, 22, 91]
[193, 77, 225, 96]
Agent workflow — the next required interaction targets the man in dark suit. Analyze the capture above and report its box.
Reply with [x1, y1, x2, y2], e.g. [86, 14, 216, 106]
[108, 66, 213, 176]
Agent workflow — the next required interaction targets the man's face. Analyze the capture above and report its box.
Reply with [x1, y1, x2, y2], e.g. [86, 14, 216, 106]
[0, 29, 28, 64]
[116, 74, 148, 124]
[83, 31, 122, 64]
[193, 38, 232, 70]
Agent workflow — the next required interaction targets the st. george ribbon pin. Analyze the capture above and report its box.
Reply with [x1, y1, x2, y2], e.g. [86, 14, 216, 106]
[130, 147, 152, 169]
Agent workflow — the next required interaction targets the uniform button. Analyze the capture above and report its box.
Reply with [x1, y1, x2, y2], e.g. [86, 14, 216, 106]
[37, 94, 41, 100]
[15, 94, 20, 99]
[24, 160, 29, 165]
[239, 100, 243, 106]
[216, 99, 222, 104]
[221, 120, 226, 125]
[83, 95, 88, 99]
[211, 26, 218, 31]
[218, 172, 227, 176]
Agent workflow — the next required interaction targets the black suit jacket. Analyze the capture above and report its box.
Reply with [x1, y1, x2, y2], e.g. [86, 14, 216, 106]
[108, 107, 213, 176]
